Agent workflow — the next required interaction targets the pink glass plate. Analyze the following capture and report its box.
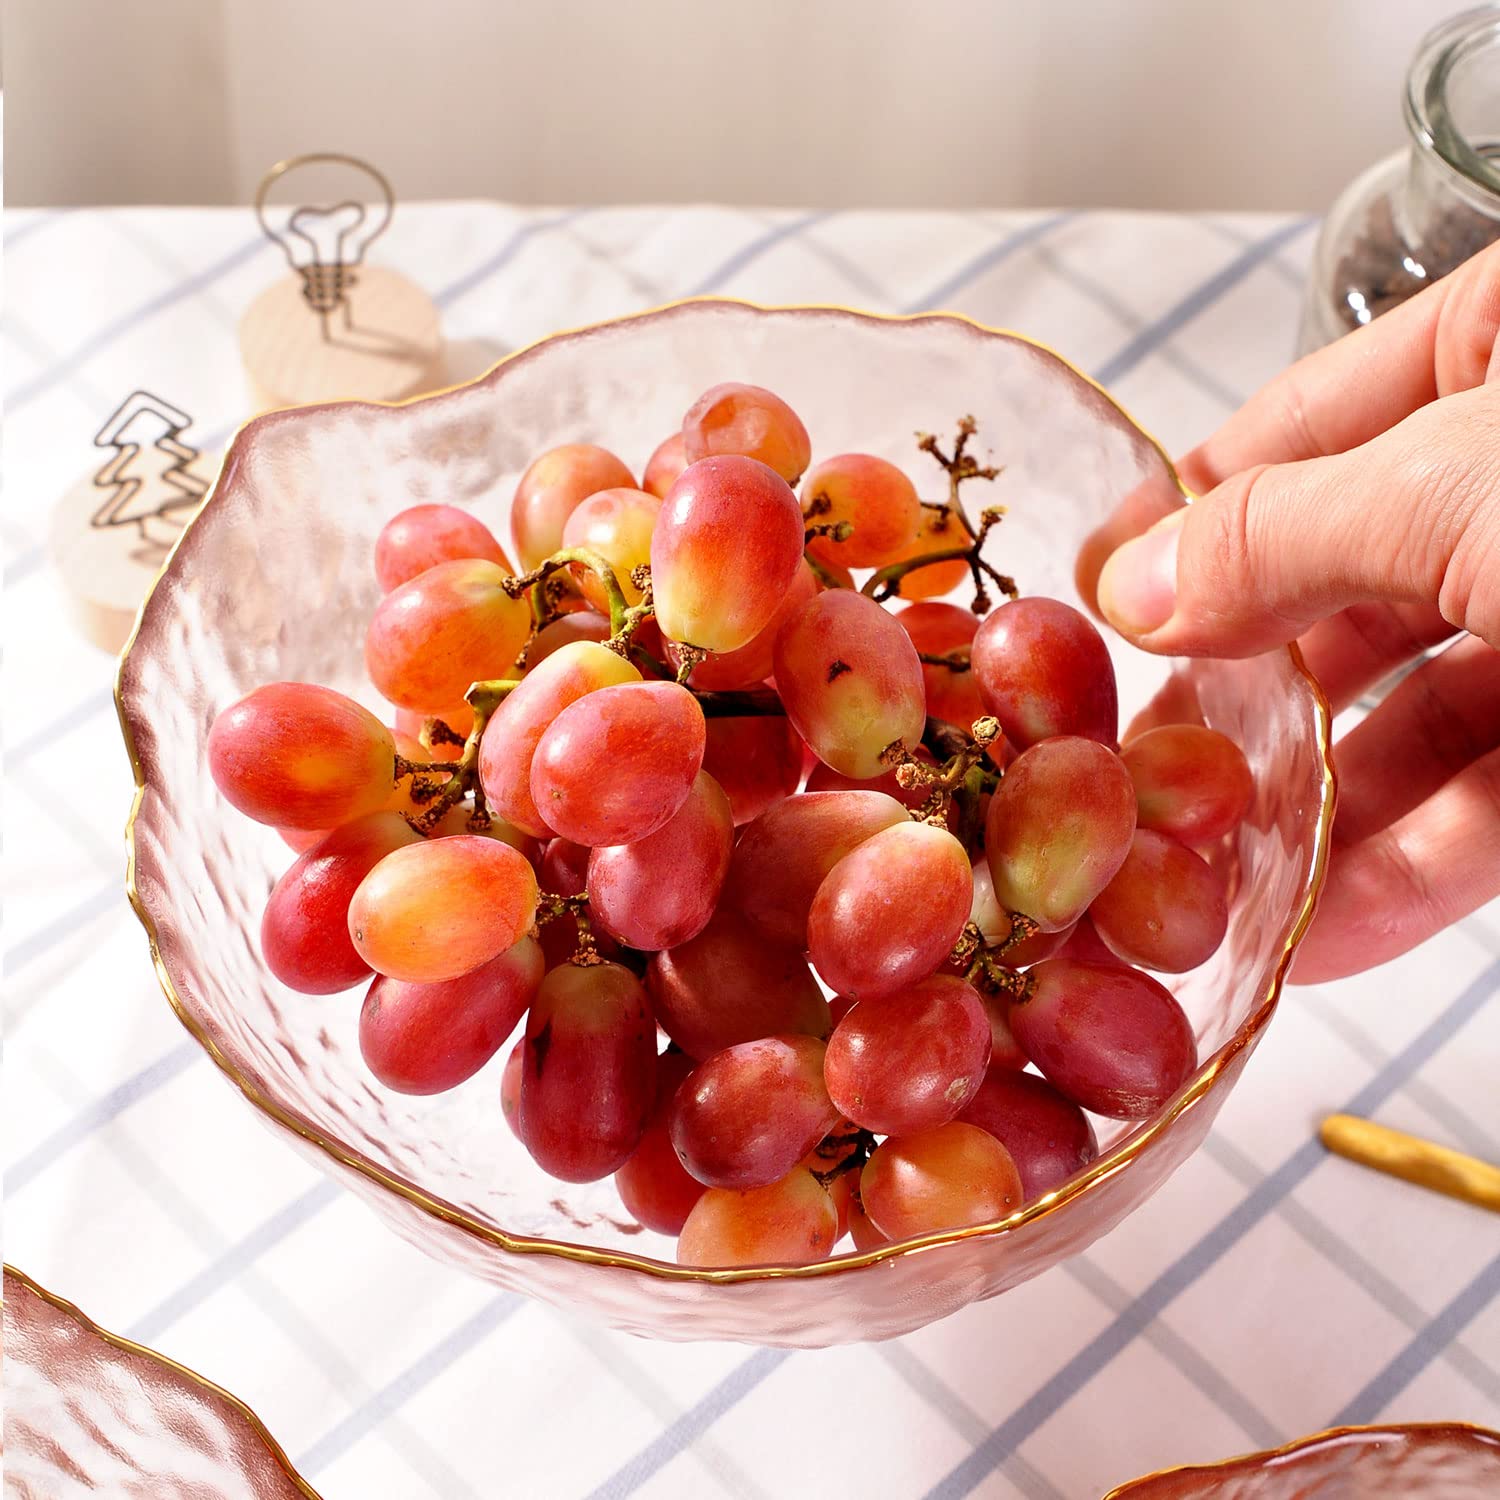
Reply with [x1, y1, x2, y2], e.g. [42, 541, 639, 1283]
[3, 1265, 320, 1499]
[116, 298, 1335, 1345]
[1105, 1421, 1500, 1498]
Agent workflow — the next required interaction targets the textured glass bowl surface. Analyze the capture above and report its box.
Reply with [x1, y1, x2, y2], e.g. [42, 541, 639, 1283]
[1106, 1421, 1500, 1498]
[117, 299, 1334, 1346]
[3, 1265, 320, 1499]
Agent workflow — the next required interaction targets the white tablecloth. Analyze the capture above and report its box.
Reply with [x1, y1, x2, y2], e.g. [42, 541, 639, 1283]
[4, 202, 1498, 1500]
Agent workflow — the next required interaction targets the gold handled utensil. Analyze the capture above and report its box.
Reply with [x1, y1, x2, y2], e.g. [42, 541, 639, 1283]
[1321, 1114, 1500, 1213]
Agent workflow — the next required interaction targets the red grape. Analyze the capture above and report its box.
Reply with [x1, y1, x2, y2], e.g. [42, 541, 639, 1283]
[588, 770, 734, 950]
[808, 821, 971, 999]
[726, 790, 909, 948]
[358, 935, 543, 1094]
[1121, 725, 1254, 844]
[478, 641, 643, 838]
[518, 960, 657, 1181]
[1056, 913, 1122, 965]
[642, 432, 689, 499]
[897, 602, 986, 731]
[1089, 829, 1229, 973]
[673, 560, 819, 691]
[262, 812, 421, 993]
[823, 976, 989, 1134]
[209, 683, 395, 830]
[646, 907, 831, 1059]
[676, 1167, 837, 1267]
[861, 1123, 1023, 1241]
[846, 1177, 890, 1250]
[501, 1038, 524, 1132]
[530, 681, 705, 846]
[365, 559, 531, 713]
[1011, 958, 1197, 1118]
[527, 610, 611, 666]
[985, 736, 1136, 932]
[651, 456, 805, 653]
[560, 487, 660, 611]
[976, 987, 1030, 1070]
[772, 590, 926, 779]
[971, 597, 1118, 749]
[348, 835, 539, 982]
[959, 1068, 1098, 1201]
[615, 1052, 705, 1235]
[670, 1035, 840, 1190]
[539, 836, 590, 896]
[681, 382, 811, 485]
[800, 1125, 862, 1239]
[512, 443, 635, 570]
[889, 508, 970, 601]
[701, 715, 803, 825]
[374, 504, 509, 592]
[802, 454, 920, 568]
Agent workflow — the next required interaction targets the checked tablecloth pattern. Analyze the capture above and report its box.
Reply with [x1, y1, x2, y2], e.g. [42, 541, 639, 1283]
[4, 202, 1499, 1500]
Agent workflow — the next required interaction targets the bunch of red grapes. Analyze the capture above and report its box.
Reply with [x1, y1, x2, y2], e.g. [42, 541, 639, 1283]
[208, 382, 1254, 1267]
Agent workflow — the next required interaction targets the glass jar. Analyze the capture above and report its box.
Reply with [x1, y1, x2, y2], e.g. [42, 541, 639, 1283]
[1299, 6, 1500, 354]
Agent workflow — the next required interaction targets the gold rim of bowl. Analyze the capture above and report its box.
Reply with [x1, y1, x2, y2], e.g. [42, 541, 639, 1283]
[114, 296, 1339, 1284]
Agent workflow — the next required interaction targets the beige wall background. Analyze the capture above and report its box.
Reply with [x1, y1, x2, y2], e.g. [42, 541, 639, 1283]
[4, 0, 1462, 210]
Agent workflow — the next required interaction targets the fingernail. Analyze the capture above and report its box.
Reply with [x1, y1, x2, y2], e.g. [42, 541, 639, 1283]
[1097, 512, 1184, 636]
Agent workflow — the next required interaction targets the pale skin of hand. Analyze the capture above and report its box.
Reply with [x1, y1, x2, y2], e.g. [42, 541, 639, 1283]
[1095, 241, 1500, 984]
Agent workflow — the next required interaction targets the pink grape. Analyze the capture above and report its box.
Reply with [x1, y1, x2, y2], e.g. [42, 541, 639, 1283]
[897, 602, 987, 731]
[808, 821, 971, 999]
[975, 987, 1030, 1070]
[1011, 958, 1197, 1118]
[985, 736, 1136, 932]
[701, 715, 803, 825]
[209, 683, 395, 830]
[647, 907, 831, 1059]
[561, 487, 660, 610]
[539, 836, 590, 896]
[651, 456, 805, 652]
[1056, 914, 1124, 966]
[672, 560, 820, 691]
[511, 443, 635, 570]
[861, 1123, 1023, 1241]
[823, 976, 990, 1134]
[358, 936, 543, 1094]
[959, 1068, 1099, 1201]
[348, 835, 539, 983]
[726, 790, 909, 948]
[960, 862, 1075, 970]
[262, 812, 421, 993]
[642, 432, 689, 499]
[1121, 725, 1254, 844]
[588, 771, 734, 950]
[670, 1035, 840, 1190]
[971, 596, 1118, 748]
[772, 590, 927, 780]
[801, 453, 921, 568]
[676, 1167, 837, 1267]
[527, 610, 611, 666]
[374, 504, 509, 592]
[518, 960, 657, 1181]
[1089, 829, 1229, 973]
[889, 507, 971, 600]
[479, 641, 642, 838]
[681, 382, 812, 485]
[847, 1179, 890, 1250]
[428, 802, 540, 862]
[365, 559, 531, 713]
[501, 1038, 524, 1132]
[615, 1052, 705, 1235]
[531, 681, 705, 846]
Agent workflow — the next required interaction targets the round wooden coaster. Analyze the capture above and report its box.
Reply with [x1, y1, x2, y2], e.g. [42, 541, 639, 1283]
[48, 455, 219, 654]
[240, 266, 445, 411]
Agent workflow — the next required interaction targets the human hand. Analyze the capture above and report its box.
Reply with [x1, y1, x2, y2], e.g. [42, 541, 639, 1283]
[1095, 242, 1500, 983]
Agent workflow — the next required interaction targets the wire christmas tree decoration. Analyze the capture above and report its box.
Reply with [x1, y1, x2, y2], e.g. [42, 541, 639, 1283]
[91, 391, 209, 559]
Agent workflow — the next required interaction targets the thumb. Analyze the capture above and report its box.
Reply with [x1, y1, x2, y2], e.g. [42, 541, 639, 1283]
[1095, 386, 1500, 657]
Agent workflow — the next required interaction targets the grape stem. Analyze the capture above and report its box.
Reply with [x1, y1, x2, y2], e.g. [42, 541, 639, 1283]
[916, 648, 971, 673]
[803, 549, 849, 590]
[803, 518, 853, 546]
[808, 1126, 878, 1188]
[533, 890, 605, 966]
[861, 416, 1018, 613]
[404, 678, 519, 834]
[883, 715, 1002, 827]
[692, 688, 786, 718]
[502, 547, 633, 636]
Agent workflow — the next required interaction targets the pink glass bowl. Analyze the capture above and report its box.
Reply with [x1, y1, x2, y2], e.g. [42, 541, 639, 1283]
[117, 299, 1335, 1346]
[3, 1265, 320, 1498]
[1105, 1421, 1500, 1498]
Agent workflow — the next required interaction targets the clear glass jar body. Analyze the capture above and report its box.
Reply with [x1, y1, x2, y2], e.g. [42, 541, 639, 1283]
[1299, 6, 1500, 354]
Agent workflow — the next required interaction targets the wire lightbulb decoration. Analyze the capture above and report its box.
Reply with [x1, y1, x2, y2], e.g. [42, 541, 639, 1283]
[253, 154, 395, 341]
